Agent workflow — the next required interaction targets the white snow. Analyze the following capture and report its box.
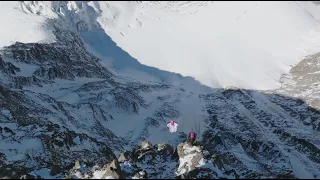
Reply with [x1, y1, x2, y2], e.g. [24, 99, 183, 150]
[296, 2, 320, 22]
[104, 176, 115, 179]
[0, 2, 320, 178]
[6, 1, 320, 90]
[195, 157, 206, 168]
[183, 144, 202, 154]
[1, 1, 320, 91]
[0, 2, 56, 48]
[142, 142, 150, 149]
[92, 169, 107, 179]
[123, 161, 132, 167]
[99, 1, 320, 90]
[177, 154, 196, 175]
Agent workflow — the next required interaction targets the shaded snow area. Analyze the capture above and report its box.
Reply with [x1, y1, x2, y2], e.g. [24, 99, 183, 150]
[1, 56, 39, 77]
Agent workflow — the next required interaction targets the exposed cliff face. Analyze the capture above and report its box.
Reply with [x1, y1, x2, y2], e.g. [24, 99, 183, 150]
[0, 21, 120, 179]
[1, 27, 112, 83]
[277, 52, 320, 112]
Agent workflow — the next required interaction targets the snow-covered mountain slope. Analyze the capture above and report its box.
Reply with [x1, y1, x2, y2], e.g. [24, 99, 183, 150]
[0, 25, 319, 179]
[0, 2, 56, 48]
[0, 1, 320, 179]
[80, 1, 320, 90]
[5, 1, 320, 90]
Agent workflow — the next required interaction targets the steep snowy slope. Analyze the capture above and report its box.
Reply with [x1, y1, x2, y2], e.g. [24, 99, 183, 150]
[0, 1, 56, 48]
[96, 1, 320, 90]
[7, 1, 320, 90]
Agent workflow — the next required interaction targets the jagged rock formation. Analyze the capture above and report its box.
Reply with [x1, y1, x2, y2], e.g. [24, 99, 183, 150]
[91, 159, 123, 179]
[65, 139, 233, 179]
[200, 89, 320, 179]
[175, 142, 235, 179]
[65, 158, 124, 179]
[176, 142, 205, 176]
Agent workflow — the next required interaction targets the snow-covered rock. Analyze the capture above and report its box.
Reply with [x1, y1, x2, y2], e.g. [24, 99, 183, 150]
[176, 142, 205, 176]
[175, 142, 230, 179]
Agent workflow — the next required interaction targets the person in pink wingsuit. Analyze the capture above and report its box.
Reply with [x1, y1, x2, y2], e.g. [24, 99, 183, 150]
[167, 120, 178, 133]
[187, 131, 196, 145]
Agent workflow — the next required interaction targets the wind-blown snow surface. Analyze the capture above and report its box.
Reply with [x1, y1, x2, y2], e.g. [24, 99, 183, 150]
[5, 1, 320, 90]
[101, 1, 320, 90]
[0, 2, 56, 48]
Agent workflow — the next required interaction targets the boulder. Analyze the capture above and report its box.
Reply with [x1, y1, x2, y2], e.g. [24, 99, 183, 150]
[140, 141, 152, 150]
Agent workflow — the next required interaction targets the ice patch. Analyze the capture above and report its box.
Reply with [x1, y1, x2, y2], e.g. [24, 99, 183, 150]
[73, 136, 81, 145]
